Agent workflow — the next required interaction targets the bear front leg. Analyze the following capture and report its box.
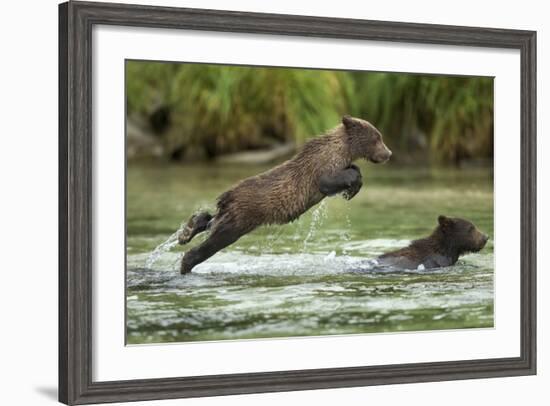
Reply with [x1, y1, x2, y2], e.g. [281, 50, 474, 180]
[342, 164, 363, 200]
[319, 165, 363, 200]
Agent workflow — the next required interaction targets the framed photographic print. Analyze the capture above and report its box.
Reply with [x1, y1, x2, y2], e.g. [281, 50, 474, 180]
[59, 1, 536, 404]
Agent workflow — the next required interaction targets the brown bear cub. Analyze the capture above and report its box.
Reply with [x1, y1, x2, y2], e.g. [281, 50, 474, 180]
[178, 115, 392, 274]
[377, 215, 489, 270]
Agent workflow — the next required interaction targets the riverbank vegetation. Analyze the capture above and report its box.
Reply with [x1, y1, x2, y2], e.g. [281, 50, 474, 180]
[126, 61, 493, 164]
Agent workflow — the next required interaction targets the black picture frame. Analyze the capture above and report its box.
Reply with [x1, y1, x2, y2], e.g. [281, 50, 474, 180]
[59, 1, 537, 404]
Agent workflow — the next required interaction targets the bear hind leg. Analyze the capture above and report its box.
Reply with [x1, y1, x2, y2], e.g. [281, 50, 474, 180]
[180, 222, 246, 274]
[178, 211, 213, 245]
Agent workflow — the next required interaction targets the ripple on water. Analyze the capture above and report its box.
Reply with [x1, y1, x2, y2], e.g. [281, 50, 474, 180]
[126, 244, 494, 344]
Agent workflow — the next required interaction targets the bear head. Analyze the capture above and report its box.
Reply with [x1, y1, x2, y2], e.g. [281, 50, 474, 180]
[342, 115, 392, 163]
[437, 215, 489, 255]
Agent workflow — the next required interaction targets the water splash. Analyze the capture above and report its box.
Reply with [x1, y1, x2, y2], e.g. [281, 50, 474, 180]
[261, 225, 286, 253]
[127, 248, 495, 344]
[145, 223, 185, 269]
[303, 200, 328, 251]
[324, 250, 337, 261]
[343, 210, 352, 242]
[340, 206, 353, 255]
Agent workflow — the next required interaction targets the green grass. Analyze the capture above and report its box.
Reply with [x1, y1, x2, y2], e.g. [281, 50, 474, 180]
[126, 61, 493, 163]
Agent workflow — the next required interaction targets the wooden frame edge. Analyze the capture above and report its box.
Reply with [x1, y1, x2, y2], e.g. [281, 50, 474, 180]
[59, 1, 537, 404]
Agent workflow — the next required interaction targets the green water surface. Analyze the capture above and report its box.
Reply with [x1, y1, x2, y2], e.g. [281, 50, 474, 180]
[126, 162, 494, 344]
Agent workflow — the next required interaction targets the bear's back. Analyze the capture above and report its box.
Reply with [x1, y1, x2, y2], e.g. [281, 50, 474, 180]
[216, 133, 352, 225]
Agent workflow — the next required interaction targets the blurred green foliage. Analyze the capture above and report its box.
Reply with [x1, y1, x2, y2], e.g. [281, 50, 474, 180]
[126, 61, 493, 164]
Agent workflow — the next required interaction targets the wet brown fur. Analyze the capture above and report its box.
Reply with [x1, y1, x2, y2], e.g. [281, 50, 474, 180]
[213, 119, 388, 235]
[216, 131, 349, 230]
[378, 216, 489, 269]
[179, 116, 391, 273]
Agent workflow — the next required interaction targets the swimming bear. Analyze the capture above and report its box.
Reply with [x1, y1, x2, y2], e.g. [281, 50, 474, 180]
[178, 115, 392, 274]
[377, 215, 489, 269]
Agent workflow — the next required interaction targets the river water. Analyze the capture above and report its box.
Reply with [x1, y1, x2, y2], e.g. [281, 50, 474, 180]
[126, 163, 494, 344]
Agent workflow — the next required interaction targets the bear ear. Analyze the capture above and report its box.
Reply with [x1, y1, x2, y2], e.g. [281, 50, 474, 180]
[342, 115, 357, 129]
[438, 215, 453, 228]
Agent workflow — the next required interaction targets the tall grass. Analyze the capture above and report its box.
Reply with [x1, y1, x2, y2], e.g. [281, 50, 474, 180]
[352, 73, 493, 163]
[126, 61, 493, 164]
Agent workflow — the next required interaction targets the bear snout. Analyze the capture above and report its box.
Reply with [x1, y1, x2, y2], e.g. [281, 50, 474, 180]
[378, 145, 392, 163]
[369, 147, 392, 164]
[477, 233, 489, 250]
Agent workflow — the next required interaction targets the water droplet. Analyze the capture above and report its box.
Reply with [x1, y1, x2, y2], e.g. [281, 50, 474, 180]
[145, 223, 186, 269]
[303, 200, 328, 251]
